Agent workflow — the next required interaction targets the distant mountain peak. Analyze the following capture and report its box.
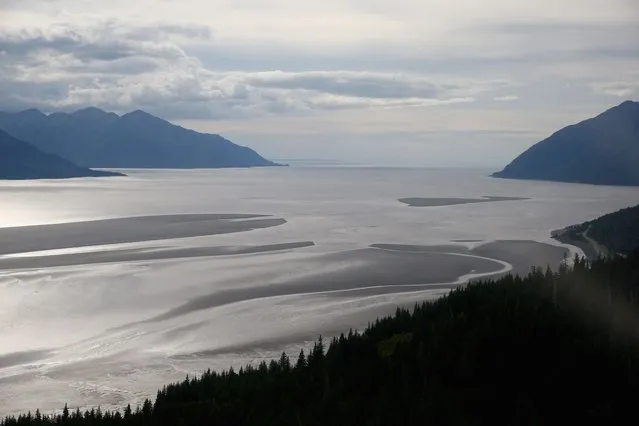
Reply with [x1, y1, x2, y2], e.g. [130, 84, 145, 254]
[70, 107, 119, 123]
[0, 107, 277, 169]
[120, 109, 168, 126]
[493, 100, 639, 186]
[123, 109, 155, 119]
[611, 99, 639, 114]
[16, 108, 45, 118]
[619, 100, 638, 107]
[588, 100, 639, 125]
[72, 107, 112, 117]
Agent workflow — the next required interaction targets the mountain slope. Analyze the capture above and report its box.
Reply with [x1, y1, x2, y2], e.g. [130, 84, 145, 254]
[0, 129, 123, 180]
[493, 100, 639, 186]
[0, 108, 277, 168]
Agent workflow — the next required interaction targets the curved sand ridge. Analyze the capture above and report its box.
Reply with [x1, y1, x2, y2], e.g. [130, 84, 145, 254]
[106, 240, 566, 329]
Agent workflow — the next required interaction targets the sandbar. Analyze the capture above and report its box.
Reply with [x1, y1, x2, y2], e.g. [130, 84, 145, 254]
[0, 350, 52, 369]
[399, 196, 529, 207]
[0, 214, 285, 256]
[375, 240, 568, 276]
[472, 240, 568, 276]
[0, 242, 315, 270]
[141, 248, 505, 324]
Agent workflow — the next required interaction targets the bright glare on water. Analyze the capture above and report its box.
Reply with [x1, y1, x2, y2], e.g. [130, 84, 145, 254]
[0, 166, 638, 415]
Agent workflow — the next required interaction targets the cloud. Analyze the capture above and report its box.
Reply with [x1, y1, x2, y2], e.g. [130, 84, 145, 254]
[493, 95, 519, 102]
[241, 71, 449, 99]
[0, 20, 519, 118]
[470, 21, 639, 64]
[591, 81, 639, 97]
[0, 21, 207, 60]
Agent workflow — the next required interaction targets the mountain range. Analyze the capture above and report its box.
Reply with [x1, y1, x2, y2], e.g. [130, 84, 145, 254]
[0, 129, 123, 180]
[493, 100, 639, 186]
[0, 108, 276, 169]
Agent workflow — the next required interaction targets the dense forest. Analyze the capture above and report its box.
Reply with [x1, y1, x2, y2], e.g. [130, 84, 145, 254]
[4, 249, 639, 425]
[554, 204, 639, 256]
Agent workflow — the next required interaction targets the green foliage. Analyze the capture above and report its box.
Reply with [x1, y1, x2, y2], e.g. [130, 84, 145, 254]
[4, 250, 639, 425]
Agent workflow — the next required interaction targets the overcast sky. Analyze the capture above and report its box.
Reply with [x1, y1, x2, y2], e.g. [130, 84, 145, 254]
[1, 0, 638, 166]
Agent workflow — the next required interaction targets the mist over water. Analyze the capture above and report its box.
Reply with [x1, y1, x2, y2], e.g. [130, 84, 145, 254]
[1, 167, 638, 415]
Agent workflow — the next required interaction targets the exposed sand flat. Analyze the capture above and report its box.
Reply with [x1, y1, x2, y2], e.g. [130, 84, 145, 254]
[0, 350, 52, 369]
[0, 242, 315, 270]
[472, 240, 568, 276]
[7, 239, 565, 330]
[374, 240, 568, 276]
[139, 248, 505, 324]
[399, 196, 530, 207]
[0, 214, 285, 256]
[371, 243, 469, 254]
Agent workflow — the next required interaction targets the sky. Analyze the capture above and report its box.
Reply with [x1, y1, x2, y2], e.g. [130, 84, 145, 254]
[1, 0, 638, 166]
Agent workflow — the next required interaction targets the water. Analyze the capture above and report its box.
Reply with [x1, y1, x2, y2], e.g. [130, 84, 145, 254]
[0, 167, 637, 415]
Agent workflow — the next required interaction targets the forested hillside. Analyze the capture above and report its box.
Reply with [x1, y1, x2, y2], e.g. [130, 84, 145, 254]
[4, 250, 639, 425]
[553, 204, 639, 256]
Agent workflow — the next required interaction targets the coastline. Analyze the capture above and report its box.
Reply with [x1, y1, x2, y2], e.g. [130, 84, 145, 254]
[551, 225, 604, 260]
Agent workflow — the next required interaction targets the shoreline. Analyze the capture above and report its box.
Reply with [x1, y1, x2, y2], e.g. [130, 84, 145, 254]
[551, 226, 603, 260]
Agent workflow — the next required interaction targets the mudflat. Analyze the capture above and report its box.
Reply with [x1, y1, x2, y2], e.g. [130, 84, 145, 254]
[0, 242, 315, 270]
[0, 214, 285, 256]
[375, 240, 569, 276]
[135, 248, 506, 325]
[472, 240, 568, 275]
[399, 196, 529, 207]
